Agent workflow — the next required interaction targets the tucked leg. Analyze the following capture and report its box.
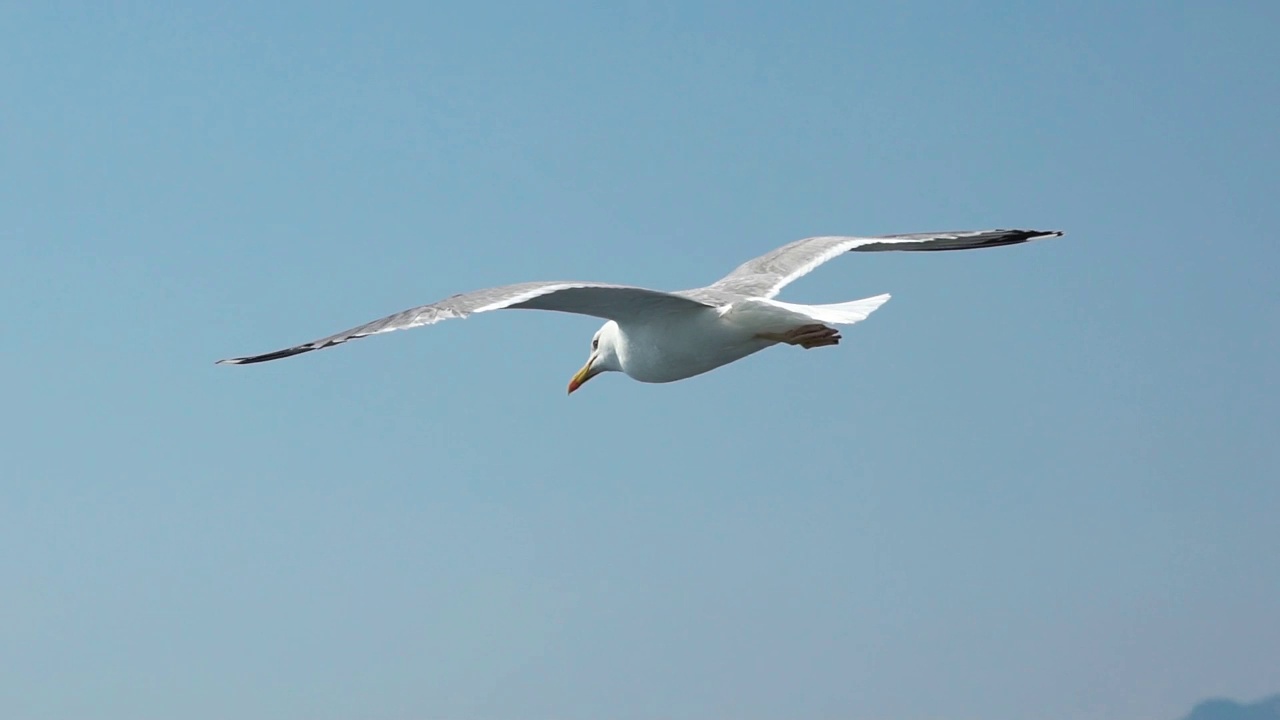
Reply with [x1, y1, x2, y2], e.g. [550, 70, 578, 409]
[756, 323, 842, 350]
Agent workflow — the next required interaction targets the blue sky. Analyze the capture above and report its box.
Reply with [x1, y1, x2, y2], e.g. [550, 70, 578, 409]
[3, 2, 1278, 719]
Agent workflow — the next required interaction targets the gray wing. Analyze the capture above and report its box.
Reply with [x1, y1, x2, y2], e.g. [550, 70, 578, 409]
[705, 229, 1064, 299]
[216, 281, 715, 365]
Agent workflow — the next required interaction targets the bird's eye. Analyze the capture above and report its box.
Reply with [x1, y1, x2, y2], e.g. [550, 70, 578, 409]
[592, 338, 599, 350]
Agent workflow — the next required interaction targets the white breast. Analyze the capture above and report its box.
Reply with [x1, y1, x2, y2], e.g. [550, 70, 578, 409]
[613, 307, 776, 383]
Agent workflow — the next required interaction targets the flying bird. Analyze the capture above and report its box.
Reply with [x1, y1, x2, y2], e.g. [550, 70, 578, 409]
[217, 228, 1064, 393]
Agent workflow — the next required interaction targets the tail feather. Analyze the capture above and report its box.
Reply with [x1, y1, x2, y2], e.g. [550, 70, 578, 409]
[766, 293, 892, 325]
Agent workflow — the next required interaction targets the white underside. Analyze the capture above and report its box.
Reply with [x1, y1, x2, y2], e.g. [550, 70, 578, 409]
[613, 293, 891, 383]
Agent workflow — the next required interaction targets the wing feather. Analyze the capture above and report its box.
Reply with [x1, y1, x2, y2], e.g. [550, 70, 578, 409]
[216, 281, 713, 365]
[707, 228, 1063, 298]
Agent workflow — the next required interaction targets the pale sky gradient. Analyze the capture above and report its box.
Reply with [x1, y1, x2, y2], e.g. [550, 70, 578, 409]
[3, 2, 1278, 720]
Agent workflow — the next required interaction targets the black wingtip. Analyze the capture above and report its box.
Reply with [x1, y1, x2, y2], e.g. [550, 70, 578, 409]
[978, 228, 1064, 247]
[928, 229, 1062, 251]
[215, 345, 319, 365]
[1027, 229, 1065, 239]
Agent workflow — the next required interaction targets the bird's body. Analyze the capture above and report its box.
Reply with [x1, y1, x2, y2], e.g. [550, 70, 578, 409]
[606, 303, 781, 383]
[217, 228, 1064, 392]
[609, 308, 752, 384]
[608, 292, 891, 383]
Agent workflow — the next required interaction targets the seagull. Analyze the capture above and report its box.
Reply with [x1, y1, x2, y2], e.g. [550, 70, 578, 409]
[217, 228, 1064, 393]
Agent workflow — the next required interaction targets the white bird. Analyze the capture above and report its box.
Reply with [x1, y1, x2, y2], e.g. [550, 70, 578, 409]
[217, 228, 1064, 393]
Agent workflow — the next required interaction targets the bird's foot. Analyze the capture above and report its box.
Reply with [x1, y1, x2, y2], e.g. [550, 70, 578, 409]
[757, 324, 841, 349]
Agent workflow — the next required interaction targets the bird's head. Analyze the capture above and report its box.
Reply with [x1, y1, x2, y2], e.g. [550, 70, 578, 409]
[567, 321, 622, 395]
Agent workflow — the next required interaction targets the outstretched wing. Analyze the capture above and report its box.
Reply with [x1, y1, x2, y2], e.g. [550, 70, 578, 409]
[216, 281, 714, 365]
[706, 229, 1064, 299]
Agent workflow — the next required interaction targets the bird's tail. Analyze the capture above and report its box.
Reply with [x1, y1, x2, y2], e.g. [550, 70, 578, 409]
[765, 293, 892, 325]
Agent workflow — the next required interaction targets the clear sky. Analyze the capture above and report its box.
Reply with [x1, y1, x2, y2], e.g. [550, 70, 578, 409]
[3, 2, 1278, 720]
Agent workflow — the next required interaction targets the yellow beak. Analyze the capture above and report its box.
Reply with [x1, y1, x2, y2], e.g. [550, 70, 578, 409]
[567, 358, 595, 395]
